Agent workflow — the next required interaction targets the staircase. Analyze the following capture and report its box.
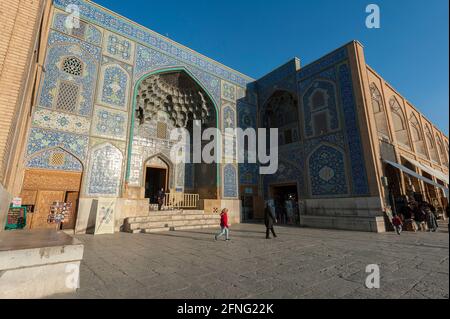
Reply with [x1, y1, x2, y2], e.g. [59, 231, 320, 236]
[123, 210, 221, 234]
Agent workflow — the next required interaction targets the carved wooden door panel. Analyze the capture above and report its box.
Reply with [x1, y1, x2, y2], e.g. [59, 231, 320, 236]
[32, 191, 65, 229]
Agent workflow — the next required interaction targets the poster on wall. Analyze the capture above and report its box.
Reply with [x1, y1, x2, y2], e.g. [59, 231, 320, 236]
[94, 198, 116, 235]
[5, 206, 27, 230]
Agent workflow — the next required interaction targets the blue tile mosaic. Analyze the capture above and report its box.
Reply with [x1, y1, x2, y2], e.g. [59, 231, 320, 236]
[100, 64, 130, 109]
[52, 12, 102, 47]
[223, 105, 236, 129]
[91, 106, 128, 141]
[223, 164, 238, 198]
[27, 128, 89, 162]
[338, 63, 369, 195]
[53, 0, 253, 87]
[302, 79, 340, 137]
[26, 147, 83, 172]
[134, 45, 221, 105]
[87, 143, 123, 196]
[38, 31, 99, 116]
[308, 144, 348, 196]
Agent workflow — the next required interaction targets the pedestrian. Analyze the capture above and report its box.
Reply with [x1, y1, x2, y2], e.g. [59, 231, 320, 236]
[392, 214, 403, 235]
[264, 202, 278, 239]
[157, 188, 165, 211]
[425, 207, 438, 232]
[413, 202, 426, 231]
[214, 208, 230, 241]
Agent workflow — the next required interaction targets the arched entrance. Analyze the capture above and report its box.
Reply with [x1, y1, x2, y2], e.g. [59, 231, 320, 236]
[144, 155, 171, 204]
[128, 69, 220, 201]
[20, 147, 83, 230]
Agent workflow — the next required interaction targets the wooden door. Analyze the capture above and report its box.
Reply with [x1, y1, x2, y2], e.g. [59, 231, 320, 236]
[63, 191, 79, 230]
[31, 190, 65, 229]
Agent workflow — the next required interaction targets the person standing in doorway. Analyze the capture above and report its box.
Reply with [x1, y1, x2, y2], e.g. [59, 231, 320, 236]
[157, 188, 165, 211]
[264, 202, 278, 239]
[215, 208, 230, 241]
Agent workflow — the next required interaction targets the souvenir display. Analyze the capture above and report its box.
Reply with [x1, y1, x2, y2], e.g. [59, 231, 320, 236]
[47, 201, 72, 228]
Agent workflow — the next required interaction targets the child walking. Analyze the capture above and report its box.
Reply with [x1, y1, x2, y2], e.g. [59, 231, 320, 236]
[215, 208, 230, 241]
[392, 214, 403, 235]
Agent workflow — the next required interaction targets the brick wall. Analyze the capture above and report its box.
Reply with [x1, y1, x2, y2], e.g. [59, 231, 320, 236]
[0, 0, 44, 185]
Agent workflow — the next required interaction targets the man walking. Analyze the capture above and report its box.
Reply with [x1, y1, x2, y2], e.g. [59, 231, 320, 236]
[265, 201, 277, 239]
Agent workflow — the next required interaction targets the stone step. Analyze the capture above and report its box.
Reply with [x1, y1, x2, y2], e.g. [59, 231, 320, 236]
[123, 209, 222, 233]
[141, 227, 172, 233]
[148, 210, 205, 215]
[141, 224, 220, 233]
[126, 214, 219, 223]
[174, 224, 220, 231]
[126, 218, 219, 231]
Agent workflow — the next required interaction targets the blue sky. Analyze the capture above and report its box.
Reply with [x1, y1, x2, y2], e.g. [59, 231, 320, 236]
[94, 0, 449, 135]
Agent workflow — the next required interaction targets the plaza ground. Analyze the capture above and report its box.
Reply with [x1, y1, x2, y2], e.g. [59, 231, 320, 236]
[53, 223, 449, 299]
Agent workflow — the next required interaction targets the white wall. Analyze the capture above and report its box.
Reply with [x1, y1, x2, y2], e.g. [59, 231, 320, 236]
[0, 184, 11, 232]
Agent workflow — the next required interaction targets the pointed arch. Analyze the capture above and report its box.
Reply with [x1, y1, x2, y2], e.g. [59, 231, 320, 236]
[142, 152, 174, 189]
[128, 67, 221, 199]
[369, 83, 389, 137]
[302, 78, 340, 138]
[389, 97, 410, 147]
[97, 62, 131, 110]
[26, 146, 84, 172]
[408, 112, 426, 156]
[424, 125, 439, 163]
[436, 135, 449, 167]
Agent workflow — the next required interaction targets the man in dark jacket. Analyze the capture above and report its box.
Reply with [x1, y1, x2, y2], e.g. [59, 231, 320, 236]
[264, 203, 278, 239]
[157, 188, 165, 211]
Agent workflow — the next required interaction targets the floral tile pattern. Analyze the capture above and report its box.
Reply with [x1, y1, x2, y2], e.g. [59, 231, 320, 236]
[26, 128, 89, 162]
[91, 105, 128, 141]
[103, 31, 135, 64]
[223, 164, 238, 198]
[53, 0, 253, 88]
[32, 108, 91, 135]
[308, 144, 348, 196]
[86, 143, 123, 196]
[98, 63, 130, 110]
[27, 147, 83, 172]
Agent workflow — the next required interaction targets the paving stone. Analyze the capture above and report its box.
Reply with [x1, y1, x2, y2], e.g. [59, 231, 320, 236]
[50, 224, 448, 299]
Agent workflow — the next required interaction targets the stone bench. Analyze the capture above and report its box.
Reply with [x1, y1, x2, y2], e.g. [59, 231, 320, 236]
[0, 229, 84, 299]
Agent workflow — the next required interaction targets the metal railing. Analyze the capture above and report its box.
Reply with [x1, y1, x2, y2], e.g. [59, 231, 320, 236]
[163, 193, 199, 209]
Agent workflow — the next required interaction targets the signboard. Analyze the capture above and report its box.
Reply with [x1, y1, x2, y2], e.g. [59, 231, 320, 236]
[12, 197, 22, 208]
[5, 206, 27, 230]
[94, 198, 116, 235]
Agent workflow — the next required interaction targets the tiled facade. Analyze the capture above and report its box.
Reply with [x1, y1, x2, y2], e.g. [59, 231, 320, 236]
[4, 0, 446, 233]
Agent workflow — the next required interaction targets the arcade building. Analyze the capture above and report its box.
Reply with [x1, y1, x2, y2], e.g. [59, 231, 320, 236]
[0, 0, 448, 234]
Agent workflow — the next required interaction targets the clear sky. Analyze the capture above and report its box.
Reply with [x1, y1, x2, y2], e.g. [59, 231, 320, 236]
[94, 0, 449, 135]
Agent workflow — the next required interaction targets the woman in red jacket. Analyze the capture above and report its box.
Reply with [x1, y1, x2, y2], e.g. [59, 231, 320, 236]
[214, 208, 230, 241]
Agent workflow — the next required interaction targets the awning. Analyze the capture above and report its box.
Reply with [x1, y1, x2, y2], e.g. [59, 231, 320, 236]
[383, 159, 449, 198]
[401, 156, 449, 185]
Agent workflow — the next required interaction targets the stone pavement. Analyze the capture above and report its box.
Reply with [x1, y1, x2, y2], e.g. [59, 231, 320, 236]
[53, 223, 449, 299]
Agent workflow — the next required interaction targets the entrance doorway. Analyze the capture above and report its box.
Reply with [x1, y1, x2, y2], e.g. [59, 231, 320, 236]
[145, 167, 167, 204]
[270, 184, 299, 225]
[241, 195, 254, 221]
[20, 169, 82, 230]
